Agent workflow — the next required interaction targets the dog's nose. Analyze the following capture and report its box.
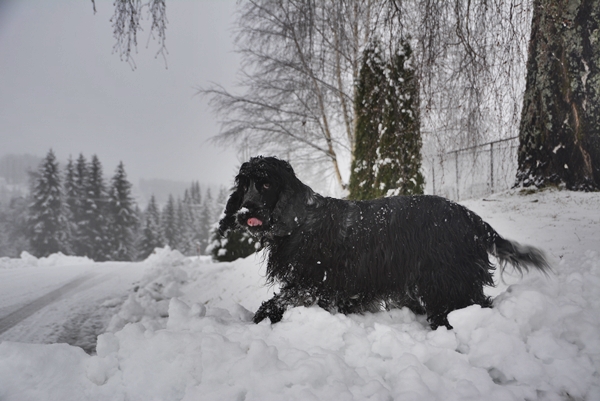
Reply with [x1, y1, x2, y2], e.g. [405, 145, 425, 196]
[242, 181, 262, 209]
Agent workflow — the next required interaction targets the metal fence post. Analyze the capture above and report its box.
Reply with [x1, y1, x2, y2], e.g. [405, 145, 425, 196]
[432, 160, 436, 195]
[490, 141, 494, 194]
[455, 151, 460, 200]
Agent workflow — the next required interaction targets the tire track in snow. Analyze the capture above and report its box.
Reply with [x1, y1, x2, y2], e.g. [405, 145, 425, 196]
[0, 272, 97, 335]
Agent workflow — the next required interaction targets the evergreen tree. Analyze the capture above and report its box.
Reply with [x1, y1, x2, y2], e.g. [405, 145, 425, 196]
[28, 149, 69, 257]
[161, 194, 178, 249]
[80, 155, 110, 261]
[176, 197, 193, 255]
[348, 42, 387, 200]
[198, 188, 214, 253]
[180, 189, 197, 255]
[132, 203, 143, 252]
[207, 184, 259, 261]
[207, 224, 260, 262]
[63, 156, 77, 250]
[0, 196, 30, 257]
[375, 42, 424, 197]
[214, 186, 228, 222]
[516, 0, 600, 190]
[70, 154, 90, 256]
[107, 162, 137, 261]
[348, 39, 424, 200]
[137, 195, 164, 259]
[191, 181, 202, 204]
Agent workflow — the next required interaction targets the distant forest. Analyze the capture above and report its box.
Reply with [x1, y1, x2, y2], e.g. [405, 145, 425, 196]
[0, 151, 227, 260]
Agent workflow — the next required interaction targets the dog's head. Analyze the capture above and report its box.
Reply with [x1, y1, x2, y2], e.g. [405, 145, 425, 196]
[218, 156, 314, 238]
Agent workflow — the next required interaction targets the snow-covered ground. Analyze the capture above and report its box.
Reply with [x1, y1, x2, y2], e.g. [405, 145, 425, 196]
[0, 254, 148, 353]
[0, 188, 599, 401]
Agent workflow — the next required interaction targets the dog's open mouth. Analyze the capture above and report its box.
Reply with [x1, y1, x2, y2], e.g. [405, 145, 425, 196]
[247, 217, 263, 227]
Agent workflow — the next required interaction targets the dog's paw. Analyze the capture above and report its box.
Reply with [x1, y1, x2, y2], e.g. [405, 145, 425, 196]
[253, 299, 285, 324]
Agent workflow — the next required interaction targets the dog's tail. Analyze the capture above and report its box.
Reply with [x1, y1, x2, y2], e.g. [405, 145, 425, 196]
[489, 233, 552, 277]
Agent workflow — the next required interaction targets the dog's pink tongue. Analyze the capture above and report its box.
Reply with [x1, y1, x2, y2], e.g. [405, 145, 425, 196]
[247, 217, 263, 227]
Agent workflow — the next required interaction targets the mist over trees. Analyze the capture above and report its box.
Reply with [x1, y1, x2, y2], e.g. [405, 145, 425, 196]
[0, 150, 227, 260]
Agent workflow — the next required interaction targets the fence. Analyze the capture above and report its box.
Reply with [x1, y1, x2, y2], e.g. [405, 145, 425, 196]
[423, 136, 519, 201]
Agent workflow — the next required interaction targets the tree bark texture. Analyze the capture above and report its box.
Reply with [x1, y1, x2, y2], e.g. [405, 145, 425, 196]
[517, 0, 600, 190]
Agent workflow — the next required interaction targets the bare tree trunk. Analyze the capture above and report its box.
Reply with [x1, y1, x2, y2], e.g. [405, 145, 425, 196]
[516, 0, 600, 190]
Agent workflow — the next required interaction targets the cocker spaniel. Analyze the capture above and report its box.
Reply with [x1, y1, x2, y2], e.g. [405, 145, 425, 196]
[219, 156, 550, 329]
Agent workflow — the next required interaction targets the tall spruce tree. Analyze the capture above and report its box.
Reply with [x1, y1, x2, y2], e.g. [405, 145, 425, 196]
[28, 150, 69, 257]
[161, 194, 178, 249]
[69, 154, 90, 256]
[137, 195, 164, 259]
[348, 42, 387, 200]
[516, 0, 600, 190]
[349, 40, 424, 200]
[175, 198, 190, 254]
[63, 156, 77, 250]
[108, 162, 137, 261]
[190, 181, 202, 204]
[182, 187, 201, 255]
[80, 155, 110, 261]
[214, 186, 228, 222]
[0, 196, 30, 257]
[198, 188, 214, 253]
[375, 42, 424, 197]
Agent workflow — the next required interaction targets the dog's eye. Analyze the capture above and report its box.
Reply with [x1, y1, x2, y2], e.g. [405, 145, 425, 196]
[262, 183, 270, 190]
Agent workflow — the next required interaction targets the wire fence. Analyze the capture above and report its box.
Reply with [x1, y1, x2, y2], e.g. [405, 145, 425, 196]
[423, 136, 519, 201]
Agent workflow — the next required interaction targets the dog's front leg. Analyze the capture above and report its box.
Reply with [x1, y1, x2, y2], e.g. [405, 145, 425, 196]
[253, 285, 316, 324]
[253, 294, 287, 324]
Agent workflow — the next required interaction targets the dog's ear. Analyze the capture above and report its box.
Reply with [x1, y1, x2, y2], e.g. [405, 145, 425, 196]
[270, 183, 312, 237]
[218, 182, 245, 237]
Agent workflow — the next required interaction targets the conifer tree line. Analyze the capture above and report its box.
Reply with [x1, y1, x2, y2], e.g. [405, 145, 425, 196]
[1, 149, 226, 260]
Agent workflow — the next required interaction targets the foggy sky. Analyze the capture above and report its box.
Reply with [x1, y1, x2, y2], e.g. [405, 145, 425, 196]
[0, 0, 242, 188]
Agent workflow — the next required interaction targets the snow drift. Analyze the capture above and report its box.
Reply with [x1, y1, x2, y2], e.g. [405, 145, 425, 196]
[0, 189, 599, 401]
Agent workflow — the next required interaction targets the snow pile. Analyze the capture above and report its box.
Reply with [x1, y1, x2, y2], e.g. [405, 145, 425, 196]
[0, 251, 93, 269]
[106, 247, 193, 333]
[81, 248, 599, 401]
[106, 247, 274, 334]
[0, 190, 599, 400]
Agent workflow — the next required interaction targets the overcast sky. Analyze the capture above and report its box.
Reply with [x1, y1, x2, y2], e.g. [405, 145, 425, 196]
[0, 0, 242, 187]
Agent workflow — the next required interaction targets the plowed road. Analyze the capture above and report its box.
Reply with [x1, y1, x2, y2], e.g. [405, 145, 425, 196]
[0, 262, 147, 354]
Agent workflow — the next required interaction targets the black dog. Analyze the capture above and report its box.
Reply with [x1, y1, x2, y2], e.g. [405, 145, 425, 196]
[219, 156, 550, 329]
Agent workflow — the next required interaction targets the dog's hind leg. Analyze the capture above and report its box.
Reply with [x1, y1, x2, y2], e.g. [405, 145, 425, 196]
[417, 262, 494, 329]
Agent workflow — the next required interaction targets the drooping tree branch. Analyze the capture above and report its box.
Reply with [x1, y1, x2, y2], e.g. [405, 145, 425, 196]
[93, 0, 168, 69]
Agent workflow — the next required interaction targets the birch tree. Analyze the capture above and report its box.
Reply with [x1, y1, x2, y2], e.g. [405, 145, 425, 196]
[202, 0, 392, 192]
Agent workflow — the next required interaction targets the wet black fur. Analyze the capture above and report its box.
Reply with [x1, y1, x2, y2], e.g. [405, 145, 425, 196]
[219, 156, 550, 329]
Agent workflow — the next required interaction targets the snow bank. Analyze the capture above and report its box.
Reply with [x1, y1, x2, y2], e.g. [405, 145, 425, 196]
[1, 247, 599, 400]
[0, 190, 599, 401]
[0, 251, 93, 269]
[83, 248, 600, 401]
[106, 247, 192, 333]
